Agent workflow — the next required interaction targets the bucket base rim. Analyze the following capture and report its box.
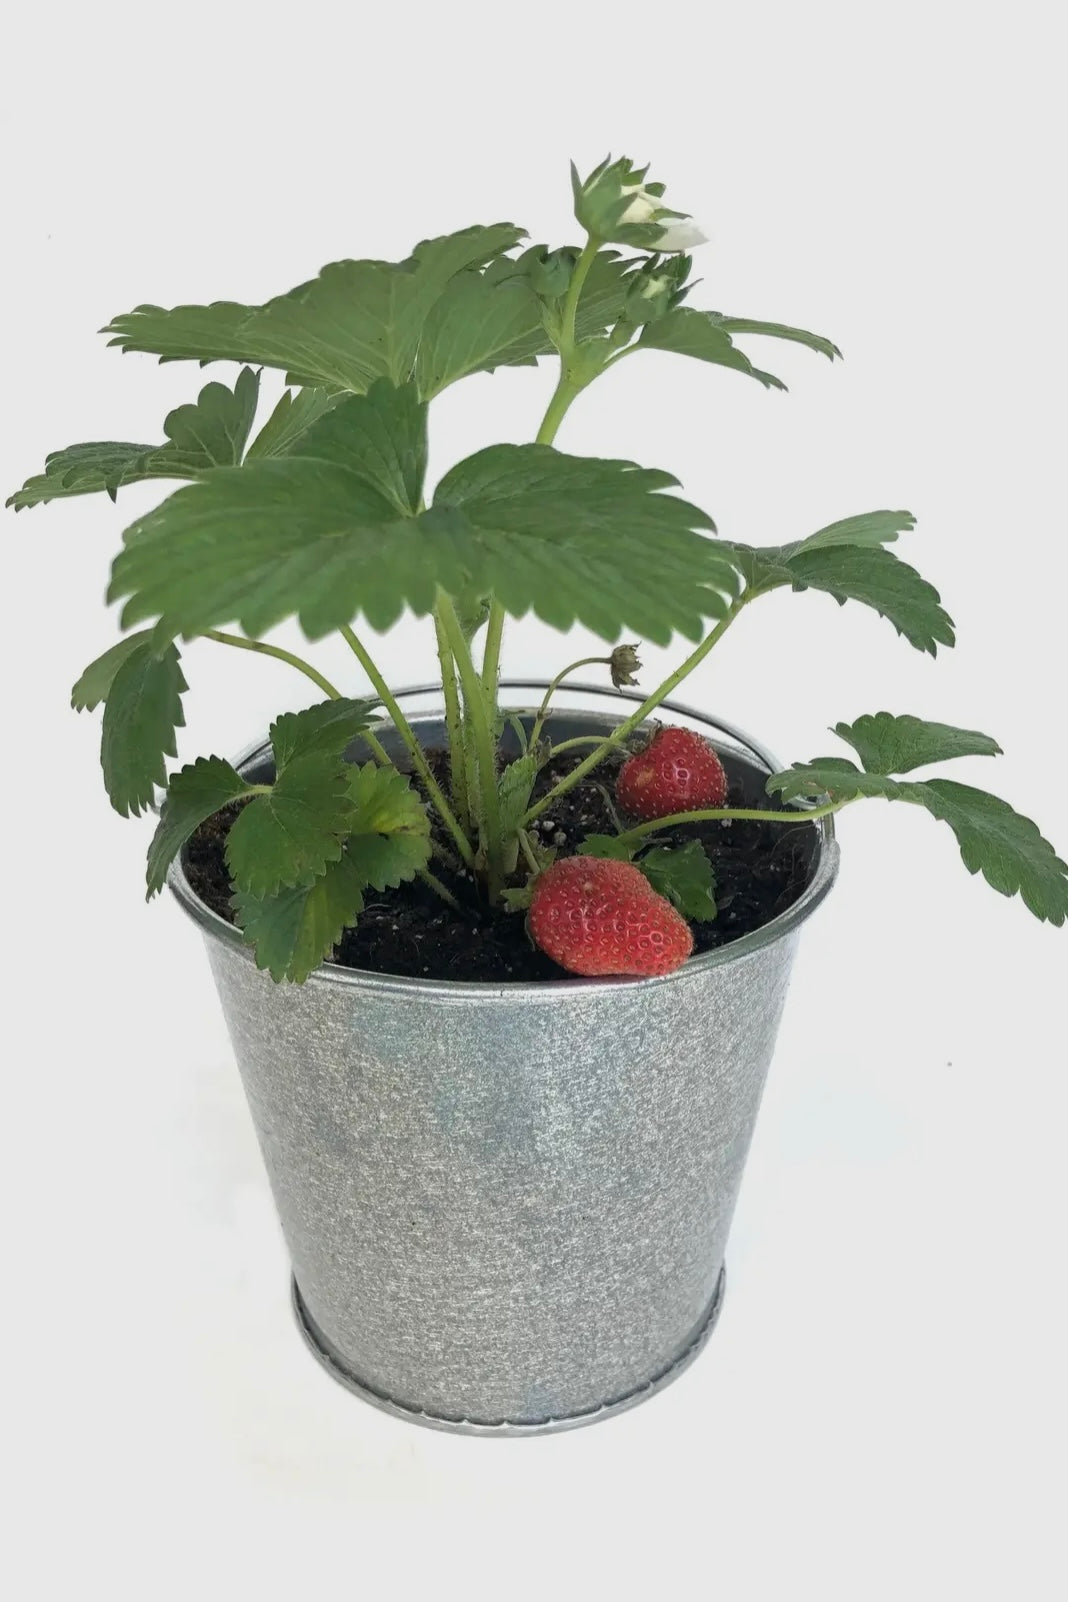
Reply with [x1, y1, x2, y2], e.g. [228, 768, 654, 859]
[290, 1267, 726, 1436]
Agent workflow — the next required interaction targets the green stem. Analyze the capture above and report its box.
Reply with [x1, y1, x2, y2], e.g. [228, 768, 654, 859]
[359, 729, 392, 766]
[481, 601, 505, 696]
[517, 830, 542, 877]
[338, 623, 476, 870]
[546, 735, 616, 757]
[203, 630, 342, 701]
[418, 867, 464, 913]
[433, 610, 471, 830]
[521, 600, 748, 828]
[535, 372, 584, 446]
[615, 798, 850, 847]
[437, 594, 506, 901]
[528, 655, 611, 748]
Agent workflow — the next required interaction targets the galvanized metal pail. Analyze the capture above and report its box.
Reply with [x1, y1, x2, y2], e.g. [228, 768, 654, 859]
[169, 683, 838, 1434]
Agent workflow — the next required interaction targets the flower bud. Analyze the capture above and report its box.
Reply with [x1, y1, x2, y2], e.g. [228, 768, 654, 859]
[572, 156, 706, 254]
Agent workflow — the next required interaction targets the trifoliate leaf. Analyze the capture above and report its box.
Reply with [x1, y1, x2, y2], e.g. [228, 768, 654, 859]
[707, 315, 841, 362]
[146, 755, 253, 897]
[102, 226, 525, 393]
[100, 640, 186, 817]
[225, 754, 353, 897]
[269, 698, 380, 770]
[245, 386, 341, 459]
[723, 514, 953, 655]
[834, 712, 1002, 775]
[766, 760, 1068, 925]
[639, 309, 787, 390]
[343, 763, 431, 890]
[110, 442, 733, 647]
[291, 380, 427, 513]
[7, 371, 260, 509]
[71, 630, 155, 710]
[233, 852, 369, 984]
[639, 841, 718, 921]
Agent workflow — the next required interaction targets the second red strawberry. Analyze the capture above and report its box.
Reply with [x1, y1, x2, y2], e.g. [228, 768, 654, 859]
[617, 726, 729, 820]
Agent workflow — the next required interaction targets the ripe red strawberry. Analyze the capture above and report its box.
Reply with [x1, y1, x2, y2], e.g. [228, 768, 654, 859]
[617, 726, 728, 820]
[529, 856, 694, 978]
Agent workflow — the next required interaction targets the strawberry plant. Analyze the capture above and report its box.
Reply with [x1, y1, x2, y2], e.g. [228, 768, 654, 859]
[11, 156, 1068, 981]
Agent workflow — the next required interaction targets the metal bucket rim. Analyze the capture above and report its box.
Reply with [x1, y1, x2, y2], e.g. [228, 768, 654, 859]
[167, 681, 839, 1001]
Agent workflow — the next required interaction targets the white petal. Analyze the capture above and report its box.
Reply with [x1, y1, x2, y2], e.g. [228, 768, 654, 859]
[619, 189, 659, 225]
[655, 219, 708, 253]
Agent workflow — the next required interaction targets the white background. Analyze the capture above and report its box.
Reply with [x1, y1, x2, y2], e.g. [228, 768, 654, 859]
[3, 2, 1066, 1595]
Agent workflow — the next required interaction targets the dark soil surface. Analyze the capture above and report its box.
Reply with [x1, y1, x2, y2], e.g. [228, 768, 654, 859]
[183, 742, 821, 983]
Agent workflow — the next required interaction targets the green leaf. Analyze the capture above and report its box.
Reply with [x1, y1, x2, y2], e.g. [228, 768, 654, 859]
[724, 514, 953, 655]
[638, 841, 718, 920]
[233, 852, 369, 983]
[146, 755, 253, 897]
[342, 763, 431, 890]
[9, 442, 161, 510]
[833, 712, 1003, 775]
[245, 386, 342, 459]
[784, 545, 954, 655]
[577, 833, 638, 861]
[916, 780, 1068, 923]
[414, 271, 542, 396]
[7, 370, 260, 509]
[100, 641, 186, 817]
[233, 768, 429, 981]
[225, 754, 353, 896]
[639, 309, 787, 390]
[768, 757, 912, 804]
[497, 753, 540, 836]
[789, 510, 916, 554]
[110, 442, 734, 647]
[269, 697, 380, 769]
[769, 759, 1068, 925]
[71, 630, 155, 710]
[155, 367, 260, 473]
[708, 315, 841, 362]
[102, 226, 525, 394]
[724, 510, 916, 589]
[427, 444, 734, 646]
[290, 380, 427, 513]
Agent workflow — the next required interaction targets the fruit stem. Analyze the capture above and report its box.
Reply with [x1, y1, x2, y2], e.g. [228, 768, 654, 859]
[528, 655, 613, 748]
[202, 629, 342, 701]
[520, 598, 749, 827]
[614, 797, 853, 846]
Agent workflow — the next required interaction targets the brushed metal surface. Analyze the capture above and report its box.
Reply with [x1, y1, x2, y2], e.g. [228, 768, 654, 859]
[170, 686, 838, 1432]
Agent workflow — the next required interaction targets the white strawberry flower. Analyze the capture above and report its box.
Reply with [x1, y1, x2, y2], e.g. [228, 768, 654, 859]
[619, 183, 707, 250]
